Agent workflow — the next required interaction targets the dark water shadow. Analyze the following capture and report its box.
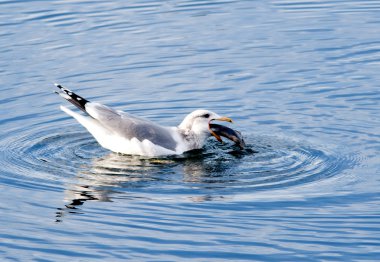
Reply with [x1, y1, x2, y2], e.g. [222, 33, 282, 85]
[55, 143, 253, 222]
[54, 134, 355, 222]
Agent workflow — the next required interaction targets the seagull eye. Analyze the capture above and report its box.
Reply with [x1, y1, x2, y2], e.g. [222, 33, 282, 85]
[202, 113, 210, 118]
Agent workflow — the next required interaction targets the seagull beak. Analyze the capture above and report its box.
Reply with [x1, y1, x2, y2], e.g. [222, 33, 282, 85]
[216, 117, 233, 123]
[208, 116, 233, 142]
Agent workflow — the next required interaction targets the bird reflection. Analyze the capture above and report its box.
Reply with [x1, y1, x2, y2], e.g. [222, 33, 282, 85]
[56, 146, 246, 222]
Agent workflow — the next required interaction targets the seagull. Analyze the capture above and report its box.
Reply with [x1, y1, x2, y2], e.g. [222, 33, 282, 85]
[55, 84, 235, 157]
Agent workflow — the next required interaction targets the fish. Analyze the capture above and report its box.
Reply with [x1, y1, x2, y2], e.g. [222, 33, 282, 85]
[209, 123, 246, 149]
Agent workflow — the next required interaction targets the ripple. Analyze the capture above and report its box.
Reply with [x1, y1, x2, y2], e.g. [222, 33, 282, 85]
[0, 126, 103, 191]
[273, 0, 380, 14]
[0, 122, 354, 202]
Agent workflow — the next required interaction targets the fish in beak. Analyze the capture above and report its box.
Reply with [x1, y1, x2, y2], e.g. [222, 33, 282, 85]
[208, 117, 233, 142]
[209, 123, 246, 149]
[208, 117, 245, 149]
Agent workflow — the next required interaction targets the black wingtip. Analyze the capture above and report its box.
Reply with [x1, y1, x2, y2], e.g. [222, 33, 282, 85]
[55, 83, 90, 113]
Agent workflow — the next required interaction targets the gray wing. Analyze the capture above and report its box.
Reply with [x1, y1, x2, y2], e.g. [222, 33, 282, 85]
[86, 103, 178, 151]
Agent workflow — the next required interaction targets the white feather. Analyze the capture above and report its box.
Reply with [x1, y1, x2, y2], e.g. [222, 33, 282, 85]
[60, 104, 223, 157]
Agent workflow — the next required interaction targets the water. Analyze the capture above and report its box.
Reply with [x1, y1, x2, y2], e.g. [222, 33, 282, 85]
[1, 0, 379, 261]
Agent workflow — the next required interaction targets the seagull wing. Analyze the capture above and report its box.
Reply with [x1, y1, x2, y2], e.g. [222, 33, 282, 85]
[85, 103, 178, 151]
[56, 84, 178, 152]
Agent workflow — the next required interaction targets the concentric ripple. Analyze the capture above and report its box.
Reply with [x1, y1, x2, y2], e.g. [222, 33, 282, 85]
[0, 124, 355, 202]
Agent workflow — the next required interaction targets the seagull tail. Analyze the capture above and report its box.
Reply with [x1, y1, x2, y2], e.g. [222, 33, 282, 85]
[60, 105, 93, 126]
[55, 83, 90, 114]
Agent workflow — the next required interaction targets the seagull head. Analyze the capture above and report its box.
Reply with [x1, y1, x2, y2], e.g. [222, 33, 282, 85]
[179, 109, 233, 142]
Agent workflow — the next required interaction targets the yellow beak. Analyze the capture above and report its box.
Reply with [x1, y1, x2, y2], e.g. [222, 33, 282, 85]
[216, 117, 233, 123]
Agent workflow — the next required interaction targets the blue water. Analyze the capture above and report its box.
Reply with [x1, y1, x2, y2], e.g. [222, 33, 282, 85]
[1, 0, 380, 261]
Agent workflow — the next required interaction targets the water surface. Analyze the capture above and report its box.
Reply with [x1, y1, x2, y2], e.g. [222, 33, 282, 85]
[1, 0, 379, 261]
